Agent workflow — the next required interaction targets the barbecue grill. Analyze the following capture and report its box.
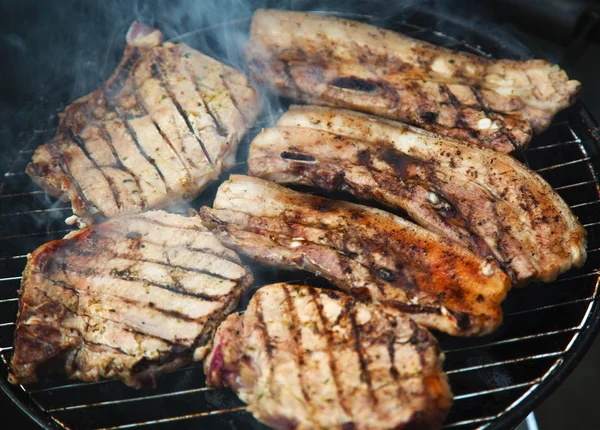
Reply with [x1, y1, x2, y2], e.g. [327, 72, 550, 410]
[1, 3, 600, 429]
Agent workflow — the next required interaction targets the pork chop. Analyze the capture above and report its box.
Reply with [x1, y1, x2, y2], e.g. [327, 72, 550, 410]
[205, 283, 453, 429]
[199, 175, 511, 336]
[8, 210, 253, 387]
[246, 9, 581, 152]
[27, 22, 260, 227]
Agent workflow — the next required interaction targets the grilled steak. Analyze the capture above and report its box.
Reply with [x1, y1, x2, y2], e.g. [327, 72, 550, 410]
[205, 283, 452, 430]
[248, 105, 587, 285]
[9, 211, 253, 387]
[246, 9, 581, 152]
[199, 175, 510, 336]
[27, 22, 260, 227]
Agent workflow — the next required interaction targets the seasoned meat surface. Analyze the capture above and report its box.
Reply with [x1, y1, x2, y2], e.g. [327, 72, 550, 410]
[205, 283, 453, 430]
[248, 105, 587, 284]
[199, 175, 510, 336]
[27, 22, 260, 227]
[246, 10, 581, 152]
[9, 211, 253, 387]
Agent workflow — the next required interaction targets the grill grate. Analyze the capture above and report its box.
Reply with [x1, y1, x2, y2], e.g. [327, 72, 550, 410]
[1, 12, 600, 430]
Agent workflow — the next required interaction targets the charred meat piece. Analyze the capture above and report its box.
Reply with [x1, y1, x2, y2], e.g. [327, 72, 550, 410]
[27, 22, 260, 227]
[246, 10, 581, 152]
[199, 175, 510, 336]
[249, 105, 587, 285]
[9, 211, 253, 387]
[205, 283, 453, 430]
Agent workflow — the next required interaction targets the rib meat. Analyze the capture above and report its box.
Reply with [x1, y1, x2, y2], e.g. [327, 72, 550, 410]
[9, 211, 253, 387]
[199, 175, 510, 336]
[27, 22, 260, 227]
[248, 105, 587, 284]
[246, 9, 581, 152]
[205, 283, 453, 430]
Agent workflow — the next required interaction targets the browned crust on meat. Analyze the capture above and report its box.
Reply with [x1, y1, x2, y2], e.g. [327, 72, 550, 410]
[199, 175, 511, 336]
[9, 210, 253, 387]
[205, 283, 453, 430]
[247, 105, 587, 284]
[246, 10, 581, 153]
[27, 21, 260, 225]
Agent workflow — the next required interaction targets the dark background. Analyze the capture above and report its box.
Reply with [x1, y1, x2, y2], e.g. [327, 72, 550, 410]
[1, 0, 600, 428]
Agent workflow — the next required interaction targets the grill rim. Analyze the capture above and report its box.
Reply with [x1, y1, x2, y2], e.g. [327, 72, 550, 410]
[487, 102, 600, 429]
[1, 7, 599, 430]
[0, 365, 58, 429]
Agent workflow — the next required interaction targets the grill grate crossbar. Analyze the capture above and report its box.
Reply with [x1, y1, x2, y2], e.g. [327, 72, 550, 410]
[45, 387, 219, 413]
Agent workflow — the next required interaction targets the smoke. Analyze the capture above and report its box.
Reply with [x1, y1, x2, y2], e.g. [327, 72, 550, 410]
[0, 0, 559, 262]
[0, 0, 543, 132]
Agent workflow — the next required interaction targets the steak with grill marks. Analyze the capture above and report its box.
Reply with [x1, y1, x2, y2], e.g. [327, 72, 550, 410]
[205, 283, 453, 429]
[246, 9, 581, 153]
[27, 22, 260, 227]
[8, 210, 253, 387]
[199, 175, 511, 337]
[248, 105, 587, 285]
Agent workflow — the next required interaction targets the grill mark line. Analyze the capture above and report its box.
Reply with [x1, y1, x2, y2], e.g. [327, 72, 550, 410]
[127, 216, 204, 232]
[131, 236, 242, 266]
[78, 337, 147, 361]
[282, 60, 303, 99]
[254, 295, 275, 402]
[308, 288, 354, 419]
[104, 49, 141, 100]
[122, 119, 173, 193]
[502, 129, 520, 152]
[130, 77, 194, 181]
[68, 129, 123, 211]
[470, 87, 526, 150]
[187, 247, 240, 265]
[440, 83, 460, 108]
[470, 87, 490, 114]
[346, 228, 387, 295]
[219, 72, 251, 125]
[102, 47, 172, 194]
[282, 286, 315, 424]
[387, 334, 411, 407]
[120, 232, 241, 265]
[114, 251, 241, 283]
[348, 307, 377, 406]
[255, 297, 273, 358]
[30, 279, 179, 347]
[483, 156, 522, 279]
[153, 56, 214, 165]
[97, 122, 148, 210]
[198, 92, 228, 137]
[131, 49, 193, 176]
[441, 85, 468, 132]
[523, 71, 540, 101]
[109, 267, 227, 301]
[182, 61, 229, 137]
[149, 112, 195, 180]
[439, 84, 473, 140]
[130, 53, 196, 177]
[46, 141, 105, 218]
[45, 263, 215, 321]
